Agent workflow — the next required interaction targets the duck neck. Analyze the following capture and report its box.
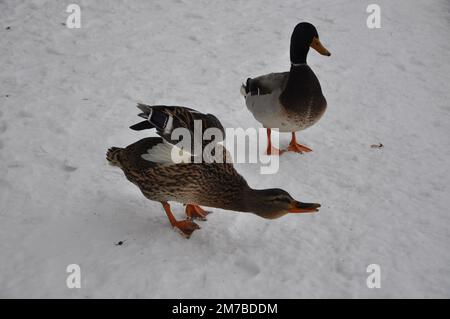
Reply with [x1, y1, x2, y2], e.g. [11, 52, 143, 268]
[240, 187, 269, 213]
[289, 62, 308, 77]
[213, 184, 257, 213]
[290, 47, 309, 65]
[280, 63, 307, 108]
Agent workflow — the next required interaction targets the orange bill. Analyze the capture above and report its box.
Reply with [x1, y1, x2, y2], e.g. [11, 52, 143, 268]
[289, 202, 321, 213]
[310, 37, 331, 56]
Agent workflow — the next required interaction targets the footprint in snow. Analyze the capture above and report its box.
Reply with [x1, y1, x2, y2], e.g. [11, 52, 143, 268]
[234, 257, 261, 277]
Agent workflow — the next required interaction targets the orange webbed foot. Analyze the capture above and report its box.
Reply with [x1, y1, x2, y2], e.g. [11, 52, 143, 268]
[288, 133, 312, 153]
[174, 219, 200, 238]
[287, 142, 312, 153]
[185, 204, 211, 221]
[162, 202, 201, 238]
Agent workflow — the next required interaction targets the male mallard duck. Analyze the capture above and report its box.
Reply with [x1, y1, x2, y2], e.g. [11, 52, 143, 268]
[241, 22, 331, 155]
[107, 107, 320, 238]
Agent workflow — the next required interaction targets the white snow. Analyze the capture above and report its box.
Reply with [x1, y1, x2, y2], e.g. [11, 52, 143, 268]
[1, 0, 449, 298]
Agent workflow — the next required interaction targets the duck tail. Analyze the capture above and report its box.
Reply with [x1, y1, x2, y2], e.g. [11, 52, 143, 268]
[136, 103, 153, 117]
[129, 103, 155, 131]
[240, 78, 252, 97]
[132, 103, 171, 134]
[106, 147, 124, 167]
[240, 82, 248, 97]
[240, 83, 246, 96]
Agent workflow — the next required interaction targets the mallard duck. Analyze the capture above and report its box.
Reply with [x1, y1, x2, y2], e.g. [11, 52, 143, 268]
[107, 138, 320, 238]
[241, 22, 331, 155]
[107, 107, 320, 238]
[130, 103, 225, 150]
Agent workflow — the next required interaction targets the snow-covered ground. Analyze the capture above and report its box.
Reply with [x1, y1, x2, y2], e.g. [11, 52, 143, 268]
[1, 0, 449, 298]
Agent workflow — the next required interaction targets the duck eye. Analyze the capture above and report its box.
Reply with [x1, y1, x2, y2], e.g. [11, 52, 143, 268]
[275, 196, 291, 203]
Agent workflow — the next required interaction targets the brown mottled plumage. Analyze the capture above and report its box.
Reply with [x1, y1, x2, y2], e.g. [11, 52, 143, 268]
[107, 137, 320, 238]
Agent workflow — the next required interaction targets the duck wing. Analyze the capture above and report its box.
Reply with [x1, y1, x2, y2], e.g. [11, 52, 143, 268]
[241, 72, 288, 96]
[120, 136, 232, 172]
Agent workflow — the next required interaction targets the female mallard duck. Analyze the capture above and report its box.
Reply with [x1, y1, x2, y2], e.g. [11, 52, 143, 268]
[241, 22, 331, 155]
[107, 107, 320, 238]
[107, 138, 320, 238]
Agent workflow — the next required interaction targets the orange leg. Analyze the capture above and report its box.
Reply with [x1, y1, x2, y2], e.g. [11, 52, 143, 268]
[162, 202, 200, 238]
[287, 133, 312, 153]
[185, 204, 210, 221]
[266, 128, 285, 155]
